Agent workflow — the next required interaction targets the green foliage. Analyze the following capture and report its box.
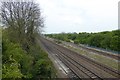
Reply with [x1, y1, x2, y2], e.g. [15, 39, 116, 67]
[110, 36, 119, 51]
[2, 28, 56, 79]
[2, 39, 24, 78]
[74, 40, 79, 44]
[27, 42, 56, 79]
[87, 34, 104, 47]
[33, 59, 54, 79]
[2, 32, 56, 79]
[100, 36, 111, 49]
[46, 30, 120, 52]
[1, 1, 56, 79]
[54, 40, 62, 44]
[2, 57, 23, 78]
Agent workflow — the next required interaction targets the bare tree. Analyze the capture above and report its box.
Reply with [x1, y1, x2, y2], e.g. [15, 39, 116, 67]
[1, 1, 44, 43]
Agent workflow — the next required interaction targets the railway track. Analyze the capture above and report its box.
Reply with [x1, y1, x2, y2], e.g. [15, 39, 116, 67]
[54, 44, 120, 77]
[40, 38, 120, 79]
[63, 41, 120, 60]
[42, 40, 80, 80]
[56, 49, 102, 80]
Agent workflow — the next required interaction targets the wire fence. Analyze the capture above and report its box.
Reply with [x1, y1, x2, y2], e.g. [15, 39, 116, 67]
[80, 44, 119, 54]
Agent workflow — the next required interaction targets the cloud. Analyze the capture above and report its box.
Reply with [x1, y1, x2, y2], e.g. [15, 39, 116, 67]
[36, 0, 119, 33]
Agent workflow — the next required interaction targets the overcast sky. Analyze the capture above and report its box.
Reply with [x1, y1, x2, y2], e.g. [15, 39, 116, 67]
[36, 0, 119, 34]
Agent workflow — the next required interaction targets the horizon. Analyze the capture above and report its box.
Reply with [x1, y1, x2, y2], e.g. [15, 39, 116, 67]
[43, 29, 119, 34]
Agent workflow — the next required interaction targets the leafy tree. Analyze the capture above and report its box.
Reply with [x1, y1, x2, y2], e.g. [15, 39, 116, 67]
[87, 34, 104, 47]
[1, 1, 44, 48]
[1, 1, 56, 79]
[110, 36, 120, 51]
[2, 39, 24, 78]
[100, 36, 111, 49]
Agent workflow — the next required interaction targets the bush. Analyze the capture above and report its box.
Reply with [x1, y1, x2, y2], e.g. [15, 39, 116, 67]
[2, 39, 24, 78]
[74, 40, 79, 44]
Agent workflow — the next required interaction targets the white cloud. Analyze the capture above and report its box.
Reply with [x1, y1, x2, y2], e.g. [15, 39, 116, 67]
[36, 0, 119, 33]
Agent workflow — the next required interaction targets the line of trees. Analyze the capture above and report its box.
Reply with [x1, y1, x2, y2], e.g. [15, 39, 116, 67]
[1, 1, 56, 79]
[46, 30, 120, 52]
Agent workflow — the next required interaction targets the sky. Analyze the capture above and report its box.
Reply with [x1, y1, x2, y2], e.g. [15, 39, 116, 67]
[35, 0, 119, 34]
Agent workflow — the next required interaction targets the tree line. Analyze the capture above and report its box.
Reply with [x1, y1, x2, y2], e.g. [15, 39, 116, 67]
[1, 1, 56, 79]
[46, 30, 120, 52]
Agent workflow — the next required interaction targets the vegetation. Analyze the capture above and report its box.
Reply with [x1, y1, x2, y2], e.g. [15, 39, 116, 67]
[45, 30, 120, 52]
[1, 1, 56, 79]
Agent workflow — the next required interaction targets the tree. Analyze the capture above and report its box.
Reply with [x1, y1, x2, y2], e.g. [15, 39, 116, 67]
[1, 1, 44, 44]
[110, 36, 120, 51]
[87, 34, 104, 47]
[100, 36, 111, 49]
[1, 1, 57, 79]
